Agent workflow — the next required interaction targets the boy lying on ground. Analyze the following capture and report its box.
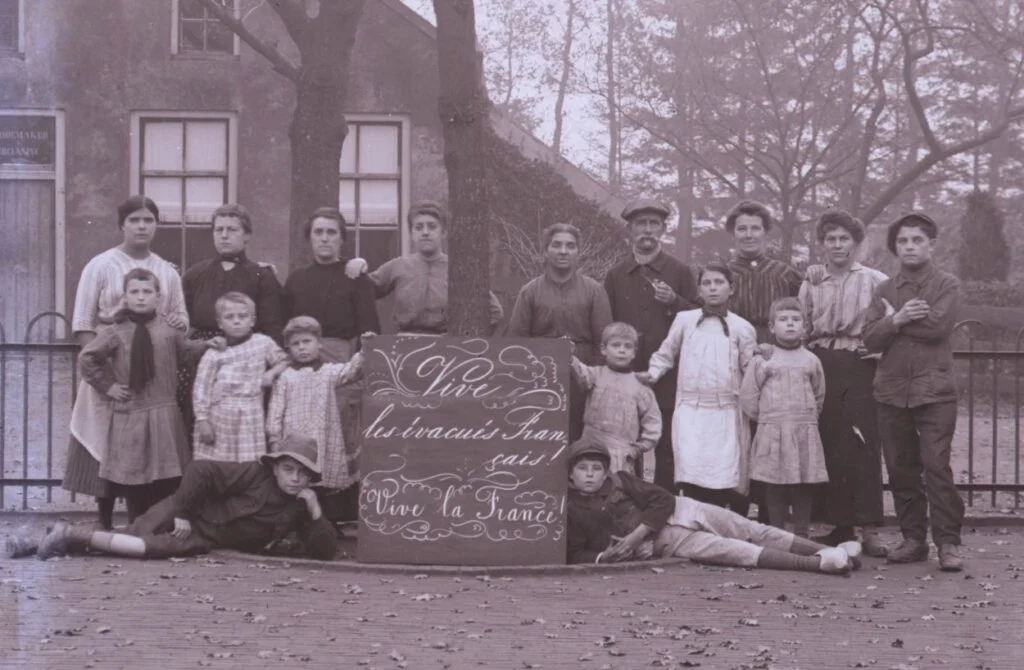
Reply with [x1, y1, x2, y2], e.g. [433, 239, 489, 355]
[7, 435, 338, 561]
[566, 439, 862, 574]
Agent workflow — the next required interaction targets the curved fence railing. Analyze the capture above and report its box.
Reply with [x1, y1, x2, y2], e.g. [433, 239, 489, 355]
[0, 314, 1021, 511]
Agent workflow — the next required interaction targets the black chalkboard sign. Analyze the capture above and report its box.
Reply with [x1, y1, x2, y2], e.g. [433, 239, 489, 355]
[357, 336, 570, 565]
[0, 115, 56, 166]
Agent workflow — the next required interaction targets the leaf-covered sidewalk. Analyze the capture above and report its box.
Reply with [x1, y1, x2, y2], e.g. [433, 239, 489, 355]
[2, 525, 1020, 669]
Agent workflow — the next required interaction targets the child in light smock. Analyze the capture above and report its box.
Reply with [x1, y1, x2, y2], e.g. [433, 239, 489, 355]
[570, 322, 661, 475]
[638, 262, 757, 510]
[740, 297, 828, 537]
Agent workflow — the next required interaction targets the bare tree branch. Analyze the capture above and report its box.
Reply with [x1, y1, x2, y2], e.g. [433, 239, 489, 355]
[195, 0, 300, 82]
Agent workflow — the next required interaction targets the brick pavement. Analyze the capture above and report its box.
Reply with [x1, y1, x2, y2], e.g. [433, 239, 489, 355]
[2, 524, 1022, 670]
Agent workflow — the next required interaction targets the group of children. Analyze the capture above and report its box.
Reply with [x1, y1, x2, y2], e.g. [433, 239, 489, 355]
[573, 264, 828, 523]
[6, 267, 365, 561]
[567, 261, 861, 573]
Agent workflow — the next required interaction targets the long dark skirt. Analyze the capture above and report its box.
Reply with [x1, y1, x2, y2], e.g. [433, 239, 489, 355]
[62, 437, 113, 498]
[811, 348, 884, 527]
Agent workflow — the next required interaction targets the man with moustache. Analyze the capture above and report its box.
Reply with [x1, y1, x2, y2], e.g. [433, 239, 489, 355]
[603, 199, 698, 490]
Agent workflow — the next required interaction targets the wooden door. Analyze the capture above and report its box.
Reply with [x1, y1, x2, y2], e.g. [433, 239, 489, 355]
[0, 179, 55, 341]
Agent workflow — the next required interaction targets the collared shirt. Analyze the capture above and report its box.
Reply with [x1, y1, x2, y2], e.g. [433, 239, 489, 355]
[604, 251, 698, 405]
[183, 254, 284, 340]
[506, 270, 613, 364]
[862, 263, 960, 408]
[369, 253, 503, 332]
[284, 260, 381, 340]
[799, 262, 888, 351]
[727, 254, 802, 343]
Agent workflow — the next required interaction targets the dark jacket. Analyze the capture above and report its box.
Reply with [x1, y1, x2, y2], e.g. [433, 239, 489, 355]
[172, 460, 338, 560]
[182, 255, 284, 340]
[604, 252, 698, 407]
[862, 263, 960, 408]
[283, 261, 381, 341]
[566, 471, 675, 564]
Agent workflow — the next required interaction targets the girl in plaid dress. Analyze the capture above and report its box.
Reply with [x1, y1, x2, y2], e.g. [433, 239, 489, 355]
[193, 292, 288, 462]
[267, 317, 367, 494]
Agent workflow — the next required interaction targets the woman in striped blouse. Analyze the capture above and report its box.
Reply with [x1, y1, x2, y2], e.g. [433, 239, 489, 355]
[798, 210, 888, 557]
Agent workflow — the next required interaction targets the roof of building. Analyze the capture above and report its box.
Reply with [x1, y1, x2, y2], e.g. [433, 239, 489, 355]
[381, 0, 626, 220]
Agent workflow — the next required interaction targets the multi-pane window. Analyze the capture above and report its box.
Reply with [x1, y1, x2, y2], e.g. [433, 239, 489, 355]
[138, 117, 232, 270]
[339, 122, 405, 270]
[0, 0, 20, 53]
[176, 0, 236, 55]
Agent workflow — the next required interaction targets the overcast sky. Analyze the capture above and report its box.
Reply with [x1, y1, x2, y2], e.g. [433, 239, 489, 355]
[400, 0, 604, 177]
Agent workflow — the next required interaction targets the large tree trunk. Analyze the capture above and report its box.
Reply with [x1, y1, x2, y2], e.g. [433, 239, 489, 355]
[434, 0, 492, 336]
[674, 162, 694, 262]
[286, 1, 365, 270]
[288, 81, 348, 269]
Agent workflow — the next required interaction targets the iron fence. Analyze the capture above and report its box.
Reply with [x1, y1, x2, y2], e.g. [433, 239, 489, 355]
[0, 314, 1022, 511]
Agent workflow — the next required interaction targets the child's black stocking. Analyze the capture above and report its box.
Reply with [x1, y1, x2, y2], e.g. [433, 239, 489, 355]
[124, 489, 151, 523]
[756, 548, 819, 572]
[762, 484, 790, 530]
[789, 485, 813, 537]
[96, 496, 114, 530]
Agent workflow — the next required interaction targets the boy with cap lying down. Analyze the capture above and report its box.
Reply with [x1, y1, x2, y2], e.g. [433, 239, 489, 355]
[566, 439, 861, 573]
[8, 435, 338, 561]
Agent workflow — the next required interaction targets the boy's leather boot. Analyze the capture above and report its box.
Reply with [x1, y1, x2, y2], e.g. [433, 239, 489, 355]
[938, 544, 963, 572]
[886, 537, 928, 564]
[37, 522, 92, 560]
[860, 530, 889, 558]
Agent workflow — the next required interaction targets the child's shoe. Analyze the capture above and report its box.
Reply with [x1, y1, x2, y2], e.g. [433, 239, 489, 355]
[837, 540, 863, 571]
[816, 547, 851, 574]
[36, 522, 91, 560]
[4, 532, 39, 559]
[861, 531, 889, 558]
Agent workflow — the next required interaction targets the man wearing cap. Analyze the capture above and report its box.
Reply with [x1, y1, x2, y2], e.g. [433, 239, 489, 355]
[603, 199, 698, 490]
[22, 435, 339, 562]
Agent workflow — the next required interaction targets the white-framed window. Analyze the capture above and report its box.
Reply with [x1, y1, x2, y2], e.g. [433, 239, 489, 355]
[171, 0, 239, 57]
[129, 112, 238, 270]
[339, 117, 411, 270]
[0, 0, 24, 55]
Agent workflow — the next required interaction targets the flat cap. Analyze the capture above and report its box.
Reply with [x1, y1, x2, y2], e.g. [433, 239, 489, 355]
[566, 439, 611, 469]
[621, 198, 670, 222]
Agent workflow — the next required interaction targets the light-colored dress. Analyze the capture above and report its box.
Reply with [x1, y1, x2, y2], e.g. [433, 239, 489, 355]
[647, 309, 756, 494]
[267, 358, 361, 490]
[78, 319, 206, 485]
[69, 248, 188, 463]
[571, 360, 661, 473]
[739, 347, 829, 485]
[192, 334, 287, 462]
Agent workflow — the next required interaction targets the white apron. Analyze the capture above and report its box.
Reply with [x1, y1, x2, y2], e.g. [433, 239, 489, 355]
[69, 381, 113, 462]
